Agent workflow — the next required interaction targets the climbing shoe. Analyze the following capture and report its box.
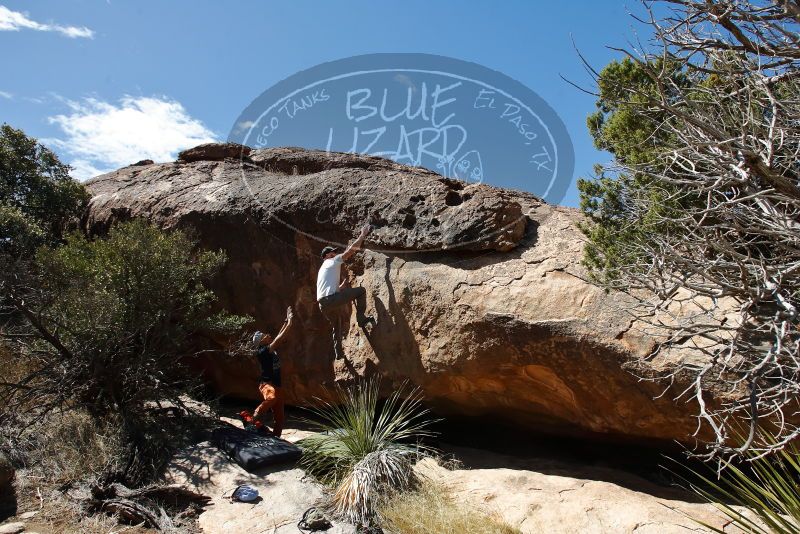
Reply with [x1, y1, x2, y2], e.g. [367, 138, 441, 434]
[238, 410, 254, 425]
[253, 420, 270, 435]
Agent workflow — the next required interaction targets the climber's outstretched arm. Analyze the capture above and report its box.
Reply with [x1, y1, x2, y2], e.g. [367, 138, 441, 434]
[341, 224, 371, 261]
[268, 307, 294, 351]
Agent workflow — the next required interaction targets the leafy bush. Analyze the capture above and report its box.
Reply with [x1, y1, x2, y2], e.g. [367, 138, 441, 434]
[299, 378, 436, 527]
[1, 220, 249, 484]
[379, 482, 521, 534]
[678, 440, 800, 533]
[0, 124, 88, 257]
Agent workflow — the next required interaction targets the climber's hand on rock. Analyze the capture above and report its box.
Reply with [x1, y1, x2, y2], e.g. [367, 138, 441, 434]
[343, 224, 372, 260]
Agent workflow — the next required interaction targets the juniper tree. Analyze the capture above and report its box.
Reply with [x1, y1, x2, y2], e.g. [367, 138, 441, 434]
[0, 124, 88, 258]
[579, 0, 800, 459]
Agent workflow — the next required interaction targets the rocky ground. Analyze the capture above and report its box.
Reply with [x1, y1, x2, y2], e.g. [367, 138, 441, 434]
[163, 419, 356, 534]
[416, 451, 739, 534]
[165, 410, 741, 534]
[0, 406, 746, 534]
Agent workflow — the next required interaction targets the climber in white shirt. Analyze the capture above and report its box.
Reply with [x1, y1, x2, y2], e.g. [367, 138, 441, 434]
[316, 224, 375, 359]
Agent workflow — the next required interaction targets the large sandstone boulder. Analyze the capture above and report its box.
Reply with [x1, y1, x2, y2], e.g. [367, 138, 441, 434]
[84, 144, 703, 444]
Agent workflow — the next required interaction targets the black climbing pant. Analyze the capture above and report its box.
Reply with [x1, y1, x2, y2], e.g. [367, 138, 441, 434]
[318, 287, 369, 359]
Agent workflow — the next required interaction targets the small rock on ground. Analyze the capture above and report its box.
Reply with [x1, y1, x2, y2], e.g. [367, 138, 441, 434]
[0, 522, 25, 534]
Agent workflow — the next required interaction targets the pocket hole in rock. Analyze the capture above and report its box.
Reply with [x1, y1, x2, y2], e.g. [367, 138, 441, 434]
[445, 191, 463, 206]
[402, 213, 417, 229]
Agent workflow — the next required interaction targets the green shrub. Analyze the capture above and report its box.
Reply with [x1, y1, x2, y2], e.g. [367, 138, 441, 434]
[2, 220, 249, 484]
[0, 124, 88, 258]
[298, 378, 436, 527]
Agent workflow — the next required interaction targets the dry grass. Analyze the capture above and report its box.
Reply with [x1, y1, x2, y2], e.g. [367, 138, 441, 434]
[43, 411, 121, 483]
[8, 409, 121, 485]
[1, 347, 202, 532]
[1, 344, 122, 484]
[1, 354, 127, 533]
[9, 410, 127, 532]
[379, 483, 522, 534]
[9, 408, 202, 534]
[0, 343, 33, 385]
[14, 481, 157, 534]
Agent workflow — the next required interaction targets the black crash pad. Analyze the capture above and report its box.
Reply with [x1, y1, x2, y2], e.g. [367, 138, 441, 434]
[212, 425, 302, 472]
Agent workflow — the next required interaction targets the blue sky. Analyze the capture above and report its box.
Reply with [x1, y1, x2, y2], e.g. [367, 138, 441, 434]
[0, 1, 650, 207]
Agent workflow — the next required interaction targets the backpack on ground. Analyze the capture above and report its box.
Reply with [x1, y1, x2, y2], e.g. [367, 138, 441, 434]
[225, 484, 259, 503]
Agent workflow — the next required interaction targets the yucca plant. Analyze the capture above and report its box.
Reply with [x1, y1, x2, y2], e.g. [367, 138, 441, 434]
[298, 378, 437, 527]
[674, 439, 800, 533]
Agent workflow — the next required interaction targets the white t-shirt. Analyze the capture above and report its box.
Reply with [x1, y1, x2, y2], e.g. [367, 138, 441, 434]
[316, 254, 344, 300]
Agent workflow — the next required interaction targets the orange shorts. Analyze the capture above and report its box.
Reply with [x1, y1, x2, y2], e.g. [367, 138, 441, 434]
[253, 382, 285, 437]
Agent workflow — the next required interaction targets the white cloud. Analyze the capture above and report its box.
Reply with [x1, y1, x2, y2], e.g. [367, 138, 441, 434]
[0, 5, 94, 39]
[47, 95, 218, 180]
[0, 91, 11, 99]
[68, 159, 108, 180]
[234, 120, 255, 134]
